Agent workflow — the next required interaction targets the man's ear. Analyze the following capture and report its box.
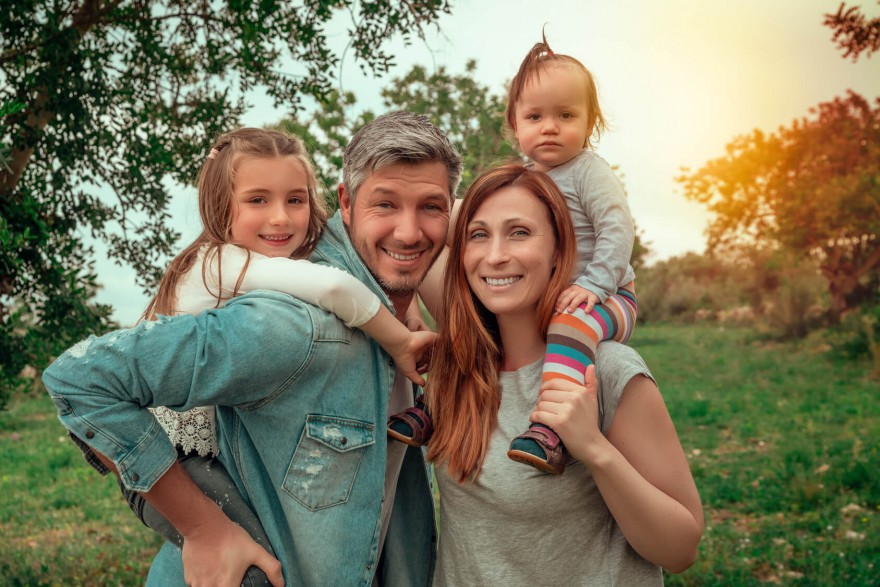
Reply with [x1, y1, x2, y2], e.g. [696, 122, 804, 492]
[338, 184, 352, 226]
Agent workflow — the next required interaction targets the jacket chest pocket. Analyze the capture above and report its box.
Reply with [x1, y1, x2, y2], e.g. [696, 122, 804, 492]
[282, 415, 375, 511]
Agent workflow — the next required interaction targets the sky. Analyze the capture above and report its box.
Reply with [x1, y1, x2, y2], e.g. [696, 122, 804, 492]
[94, 0, 880, 325]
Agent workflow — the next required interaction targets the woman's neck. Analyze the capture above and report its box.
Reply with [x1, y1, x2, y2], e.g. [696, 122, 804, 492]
[497, 312, 545, 372]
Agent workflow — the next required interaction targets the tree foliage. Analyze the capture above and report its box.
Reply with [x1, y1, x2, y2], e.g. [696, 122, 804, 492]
[678, 91, 880, 318]
[824, 1, 880, 60]
[0, 0, 450, 405]
[280, 59, 649, 267]
[279, 60, 520, 198]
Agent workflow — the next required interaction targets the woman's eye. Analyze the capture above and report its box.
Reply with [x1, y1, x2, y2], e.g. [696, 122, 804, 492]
[249, 197, 266, 204]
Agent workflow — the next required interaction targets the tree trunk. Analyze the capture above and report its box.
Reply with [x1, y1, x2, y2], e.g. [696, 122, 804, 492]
[0, 0, 120, 195]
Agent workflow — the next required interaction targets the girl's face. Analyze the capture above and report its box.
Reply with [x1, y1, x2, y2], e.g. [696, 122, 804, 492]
[514, 64, 590, 172]
[463, 185, 557, 320]
[230, 155, 312, 258]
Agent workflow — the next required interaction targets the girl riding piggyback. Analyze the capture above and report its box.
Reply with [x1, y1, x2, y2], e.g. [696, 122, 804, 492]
[389, 37, 638, 477]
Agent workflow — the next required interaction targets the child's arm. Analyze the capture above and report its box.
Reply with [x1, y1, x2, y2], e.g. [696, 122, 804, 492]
[570, 159, 635, 306]
[209, 245, 435, 385]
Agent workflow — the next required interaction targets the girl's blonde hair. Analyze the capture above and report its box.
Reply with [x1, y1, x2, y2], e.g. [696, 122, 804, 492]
[504, 35, 607, 150]
[143, 128, 328, 320]
[425, 164, 577, 483]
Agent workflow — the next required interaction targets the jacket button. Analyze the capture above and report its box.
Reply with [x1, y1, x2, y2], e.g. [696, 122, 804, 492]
[366, 564, 372, 571]
[341, 437, 347, 445]
[388, 359, 394, 367]
[132, 473, 140, 482]
[85, 430, 95, 439]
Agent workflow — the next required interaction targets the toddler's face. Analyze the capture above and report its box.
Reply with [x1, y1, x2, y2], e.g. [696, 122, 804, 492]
[229, 155, 312, 258]
[514, 64, 590, 172]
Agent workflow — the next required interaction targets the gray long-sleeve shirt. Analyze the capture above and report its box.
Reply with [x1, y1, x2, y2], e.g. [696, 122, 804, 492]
[547, 149, 636, 303]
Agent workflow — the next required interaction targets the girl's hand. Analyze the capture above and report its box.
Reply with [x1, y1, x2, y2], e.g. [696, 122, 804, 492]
[529, 365, 607, 465]
[556, 285, 601, 314]
[182, 515, 283, 587]
[388, 329, 438, 386]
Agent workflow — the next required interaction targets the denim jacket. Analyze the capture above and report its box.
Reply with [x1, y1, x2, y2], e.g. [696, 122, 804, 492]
[43, 212, 437, 586]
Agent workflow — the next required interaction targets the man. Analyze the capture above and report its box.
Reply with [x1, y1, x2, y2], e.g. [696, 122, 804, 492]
[43, 111, 462, 586]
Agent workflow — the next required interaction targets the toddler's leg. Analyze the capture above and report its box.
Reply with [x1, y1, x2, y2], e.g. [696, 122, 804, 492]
[542, 288, 638, 385]
[508, 288, 638, 474]
[119, 453, 275, 587]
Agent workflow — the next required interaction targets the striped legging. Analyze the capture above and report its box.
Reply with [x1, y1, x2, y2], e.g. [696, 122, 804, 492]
[541, 287, 638, 385]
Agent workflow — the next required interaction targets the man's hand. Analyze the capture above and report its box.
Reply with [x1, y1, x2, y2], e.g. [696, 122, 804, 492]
[555, 284, 601, 314]
[182, 516, 284, 587]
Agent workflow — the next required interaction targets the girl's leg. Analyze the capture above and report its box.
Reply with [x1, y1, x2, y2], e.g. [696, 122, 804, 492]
[508, 288, 638, 474]
[120, 453, 275, 587]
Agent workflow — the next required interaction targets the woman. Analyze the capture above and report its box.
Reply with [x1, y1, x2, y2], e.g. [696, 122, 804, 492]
[422, 164, 703, 585]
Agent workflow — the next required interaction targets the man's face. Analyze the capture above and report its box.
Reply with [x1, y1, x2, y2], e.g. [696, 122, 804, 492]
[339, 162, 451, 297]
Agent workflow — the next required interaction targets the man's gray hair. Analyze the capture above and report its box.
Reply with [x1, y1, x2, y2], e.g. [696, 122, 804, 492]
[343, 111, 462, 201]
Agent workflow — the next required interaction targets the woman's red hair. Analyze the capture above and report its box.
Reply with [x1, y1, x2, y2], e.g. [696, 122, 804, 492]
[426, 164, 577, 482]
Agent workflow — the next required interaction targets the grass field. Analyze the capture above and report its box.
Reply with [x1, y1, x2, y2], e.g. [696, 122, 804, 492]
[1, 323, 878, 585]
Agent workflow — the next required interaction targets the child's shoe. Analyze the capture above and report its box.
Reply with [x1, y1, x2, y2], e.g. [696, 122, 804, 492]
[387, 396, 433, 447]
[507, 423, 566, 475]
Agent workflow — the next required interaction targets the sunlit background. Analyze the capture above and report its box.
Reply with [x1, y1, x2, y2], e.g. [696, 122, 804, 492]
[95, 0, 880, 325]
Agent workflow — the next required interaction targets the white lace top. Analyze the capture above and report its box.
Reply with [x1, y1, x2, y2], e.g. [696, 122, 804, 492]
[150, 244, 382, 455]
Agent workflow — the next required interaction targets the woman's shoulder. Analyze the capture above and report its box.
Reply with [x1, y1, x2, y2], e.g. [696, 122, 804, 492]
[595, 342, 654, 434]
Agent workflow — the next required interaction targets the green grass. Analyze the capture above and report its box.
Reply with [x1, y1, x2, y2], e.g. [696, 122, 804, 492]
[630, 324, 880, 586]
[2, 324, 878, 585]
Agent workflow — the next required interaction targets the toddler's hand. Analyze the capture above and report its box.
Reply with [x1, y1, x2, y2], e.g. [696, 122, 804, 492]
[556, 285, 601, 314]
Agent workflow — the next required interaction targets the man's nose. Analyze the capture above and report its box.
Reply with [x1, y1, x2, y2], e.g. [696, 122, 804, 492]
[394, 208, 423, 244]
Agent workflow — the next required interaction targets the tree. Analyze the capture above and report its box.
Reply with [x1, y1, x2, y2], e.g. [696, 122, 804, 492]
[280, 60, 520, 198]
[678, 91, 880, 318]
[0, 0, 451, 404]
[824, 2, 880, 60]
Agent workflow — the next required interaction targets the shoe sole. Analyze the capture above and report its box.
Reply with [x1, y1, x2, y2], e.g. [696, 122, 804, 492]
[507, 449, 565, 475]
[387, 428, 425, 448]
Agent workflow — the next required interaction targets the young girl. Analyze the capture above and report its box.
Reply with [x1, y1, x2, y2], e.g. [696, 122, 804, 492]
[124, 128, 435, 575]
[389, 37, 637, 476]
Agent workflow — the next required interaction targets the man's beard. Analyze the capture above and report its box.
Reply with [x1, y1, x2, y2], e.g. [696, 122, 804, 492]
[347, 218, 439, 297]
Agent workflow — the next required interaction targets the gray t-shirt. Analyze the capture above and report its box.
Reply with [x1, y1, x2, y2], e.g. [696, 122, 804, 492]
[547, 150, 637, 303]
[434, 342, 662, 586]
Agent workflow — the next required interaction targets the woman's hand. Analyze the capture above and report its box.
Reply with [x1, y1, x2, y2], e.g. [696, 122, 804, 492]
[529, 366, 608, 465]
[182, 515, 284, 587]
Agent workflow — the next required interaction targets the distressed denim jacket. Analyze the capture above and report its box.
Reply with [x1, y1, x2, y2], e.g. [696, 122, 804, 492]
[43, 213, 436, 586]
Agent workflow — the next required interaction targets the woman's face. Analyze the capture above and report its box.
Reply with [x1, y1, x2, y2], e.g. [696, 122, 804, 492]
[462, 185, 557, 320]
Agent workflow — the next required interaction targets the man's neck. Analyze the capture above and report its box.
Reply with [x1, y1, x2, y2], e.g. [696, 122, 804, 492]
[386, 292, 415, 321]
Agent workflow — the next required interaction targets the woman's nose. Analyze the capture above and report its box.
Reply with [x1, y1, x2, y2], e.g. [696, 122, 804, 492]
[486, 238, 510, 264]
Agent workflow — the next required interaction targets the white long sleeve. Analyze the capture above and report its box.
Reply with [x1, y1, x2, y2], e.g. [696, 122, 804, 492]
[175, 244, 381, 327]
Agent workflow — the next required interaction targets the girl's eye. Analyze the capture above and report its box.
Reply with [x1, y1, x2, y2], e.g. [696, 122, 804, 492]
[560, 112, 574, 119]
[289, 197, 304, 205]
[249, 197, 267, 204]
[527, 114, 540, 121]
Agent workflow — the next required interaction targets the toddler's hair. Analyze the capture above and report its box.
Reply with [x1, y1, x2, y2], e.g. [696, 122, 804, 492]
[504, 35, 607, 150]
[143, 128, 328, 320]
